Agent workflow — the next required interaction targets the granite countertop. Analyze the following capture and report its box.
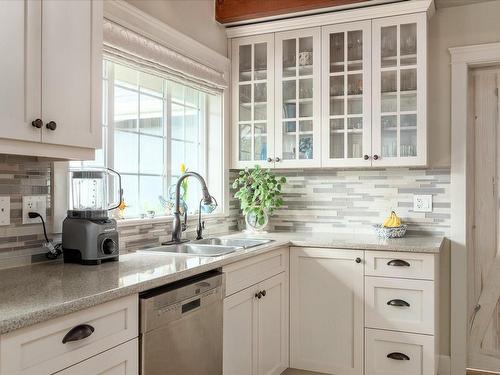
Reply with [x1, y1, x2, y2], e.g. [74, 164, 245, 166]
[0, 232, 445, 335]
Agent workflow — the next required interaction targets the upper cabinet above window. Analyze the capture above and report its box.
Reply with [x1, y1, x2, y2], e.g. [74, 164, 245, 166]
[0, 0, 102, 160]
[228, 1, 433, 169]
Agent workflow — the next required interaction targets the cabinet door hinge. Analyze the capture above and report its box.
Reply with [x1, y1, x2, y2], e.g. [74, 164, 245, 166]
[495, 87, 499, 97]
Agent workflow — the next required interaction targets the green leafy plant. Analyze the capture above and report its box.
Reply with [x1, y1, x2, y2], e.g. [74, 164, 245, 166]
[232, 165, 286, 226]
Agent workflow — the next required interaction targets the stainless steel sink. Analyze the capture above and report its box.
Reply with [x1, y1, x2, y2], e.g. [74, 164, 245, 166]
[137, 238, 273, 257]
[137, 243, 241, 257]
[192, 238, 273, 249]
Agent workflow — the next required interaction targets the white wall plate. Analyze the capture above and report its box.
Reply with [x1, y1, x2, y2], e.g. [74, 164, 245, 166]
[22, 195, 47, 224]
[0, 197, 10, 226]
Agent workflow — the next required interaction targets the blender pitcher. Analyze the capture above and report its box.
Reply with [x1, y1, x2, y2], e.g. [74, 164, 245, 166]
[68, 167, 123, 220]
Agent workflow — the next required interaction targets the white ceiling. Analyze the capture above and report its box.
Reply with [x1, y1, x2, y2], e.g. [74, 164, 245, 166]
[435, 0, 498, 9]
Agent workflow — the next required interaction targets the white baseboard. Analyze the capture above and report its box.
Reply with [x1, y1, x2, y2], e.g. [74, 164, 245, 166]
[439, 355, 451, 375]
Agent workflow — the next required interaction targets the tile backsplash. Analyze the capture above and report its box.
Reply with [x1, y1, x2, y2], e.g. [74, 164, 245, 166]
[232, 167, 450, 236]
[0, 155, 52, 269]
[0, 155, 449, 270]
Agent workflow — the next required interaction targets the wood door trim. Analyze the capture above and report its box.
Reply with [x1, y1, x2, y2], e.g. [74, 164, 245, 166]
[215, 0, 369, 24]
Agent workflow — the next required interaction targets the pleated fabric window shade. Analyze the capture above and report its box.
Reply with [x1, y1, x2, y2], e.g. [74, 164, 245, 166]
[103, 19, 227, 94]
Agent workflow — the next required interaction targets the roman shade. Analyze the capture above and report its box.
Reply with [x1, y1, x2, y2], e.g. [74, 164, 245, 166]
[103, 19, 227, 93]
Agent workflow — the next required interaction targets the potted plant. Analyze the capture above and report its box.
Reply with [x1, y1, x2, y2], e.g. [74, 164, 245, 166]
[232, 165, 286, 231]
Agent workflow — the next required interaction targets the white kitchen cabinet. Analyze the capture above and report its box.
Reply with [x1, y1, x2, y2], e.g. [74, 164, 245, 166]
[0, 295, 138, 375]
[229, 3, 432, 169]
[54, 339, 138, 375]
[290, 247, 364, 375]
[0, 0, 102, 159]
[321, 21, 372, 167]
[0, 1, 41, 143]
[231, 34, 275, 169]
[275, 28, 321, 168]
[223, 249, 288, 375]
[371, 13, 427, 167]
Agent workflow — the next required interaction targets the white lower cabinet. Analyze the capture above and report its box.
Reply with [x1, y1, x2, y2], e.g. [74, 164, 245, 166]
[290, 247, 364, 375]
[223, 248, 289, 375]
[54, 338, 138, 375]
[0, 295, 138, 375]
[365, 329, 434, 375]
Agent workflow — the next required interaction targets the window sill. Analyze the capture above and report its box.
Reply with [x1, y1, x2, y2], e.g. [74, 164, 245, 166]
[115, 212, 230, 228]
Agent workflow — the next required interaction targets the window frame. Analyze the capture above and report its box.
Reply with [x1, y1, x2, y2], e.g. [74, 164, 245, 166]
[70, 60, 222, 220]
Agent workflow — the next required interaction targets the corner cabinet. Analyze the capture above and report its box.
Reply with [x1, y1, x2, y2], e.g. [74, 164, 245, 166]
[228, 2, 432, 169]
[0, 0, 102, 160]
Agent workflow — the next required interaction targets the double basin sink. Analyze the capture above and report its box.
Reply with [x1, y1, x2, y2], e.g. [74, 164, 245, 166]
[137, 238, 273, 257]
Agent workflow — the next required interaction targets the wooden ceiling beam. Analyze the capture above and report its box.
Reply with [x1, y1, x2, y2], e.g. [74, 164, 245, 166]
[215, 0, 371, 24]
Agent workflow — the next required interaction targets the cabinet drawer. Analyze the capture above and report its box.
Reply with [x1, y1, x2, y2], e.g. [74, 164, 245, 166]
[365, 251, 435, 280]
[365, 328, 435, 375]
[223, 248, 288, 296]
[54, 338, 138, 375]
[0, 294, 138, 375]
[365, 276, 434, 334]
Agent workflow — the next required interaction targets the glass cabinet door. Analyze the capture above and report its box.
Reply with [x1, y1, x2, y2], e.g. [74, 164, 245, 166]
[231, 35, 274, 168]
[275, 28, 321, 168]
[321, 21, 371, 167]
[372, 14, 426, 166]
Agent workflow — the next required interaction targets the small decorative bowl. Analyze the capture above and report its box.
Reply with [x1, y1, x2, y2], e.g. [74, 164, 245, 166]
[373, 224, 408, 239]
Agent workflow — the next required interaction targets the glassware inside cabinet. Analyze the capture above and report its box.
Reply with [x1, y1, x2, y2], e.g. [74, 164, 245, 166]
[381, 26, 397, 68]
[283, 39, 296, 77]
[400, 23, 417, 66]
[254, 43, 267, 80]
[298, 37, 313, 76]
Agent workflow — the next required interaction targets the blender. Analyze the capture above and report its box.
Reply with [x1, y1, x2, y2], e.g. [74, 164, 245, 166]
[62, 168, 123, 265]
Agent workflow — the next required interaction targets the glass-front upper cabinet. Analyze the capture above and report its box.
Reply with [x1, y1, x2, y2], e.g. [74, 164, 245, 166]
[231, 34, 274, 168]
[321, 21, 371, 167]
[372, 14, 427, 167]
[275, 28, 321, 168]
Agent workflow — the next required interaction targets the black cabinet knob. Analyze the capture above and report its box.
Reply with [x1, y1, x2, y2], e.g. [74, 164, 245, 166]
[255, 292, 262, 299]
[355, 257, 362, 264]
[261, 290, 266, 297]
[46, 121, 57, 131]
[267, 157, 273, 162]
[275, 157, 281, 162]
[62, 324, 94, 344]
[387, 352, 410, 361]
[373, 154, 379, 160]
[363, 155, 369, 160]
[32, 119, 43, 129]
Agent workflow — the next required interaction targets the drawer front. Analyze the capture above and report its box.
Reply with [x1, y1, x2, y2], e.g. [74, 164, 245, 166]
[365, 329, 435, 375]
[0, 294, 138, 375]
[365, 251, 435, 280]
[54, 338, 138, 375]
[365, 277, 434, 334]
[224, 247, 288, 296]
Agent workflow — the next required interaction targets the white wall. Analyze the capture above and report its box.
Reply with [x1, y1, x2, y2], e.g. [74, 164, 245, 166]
[124, 0, 227, 56]
[428, 0, 500, 167]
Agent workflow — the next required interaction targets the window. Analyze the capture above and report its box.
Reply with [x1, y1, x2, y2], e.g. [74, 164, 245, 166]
[72, 60, 223, 219]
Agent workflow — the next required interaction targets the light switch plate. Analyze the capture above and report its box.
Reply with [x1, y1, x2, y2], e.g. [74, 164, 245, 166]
[0, 197, 10, 226]
[413, 194, 433, 213]
[22, 195, 47, 224]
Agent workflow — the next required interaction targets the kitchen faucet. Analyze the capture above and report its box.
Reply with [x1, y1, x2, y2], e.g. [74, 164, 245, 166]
[165, 171, 217, 244]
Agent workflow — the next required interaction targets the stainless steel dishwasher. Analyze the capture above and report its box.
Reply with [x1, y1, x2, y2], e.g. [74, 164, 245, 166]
[139, 270, 223, 375]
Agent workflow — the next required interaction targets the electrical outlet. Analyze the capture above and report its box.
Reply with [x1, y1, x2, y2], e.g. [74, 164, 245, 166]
[413, 194, 433, 213]
[0, 197, 10, 226]
[22, 195, 47, 224]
